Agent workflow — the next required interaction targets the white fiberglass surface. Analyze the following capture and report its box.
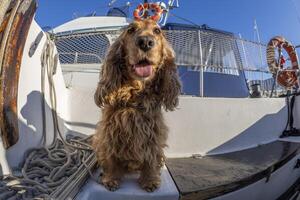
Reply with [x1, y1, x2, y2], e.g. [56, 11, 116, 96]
[62, 70, 288, 158]
[76, 166, 179, 200]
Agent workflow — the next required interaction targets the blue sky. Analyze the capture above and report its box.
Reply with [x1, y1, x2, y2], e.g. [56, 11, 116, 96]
[36, 0, 300, 45]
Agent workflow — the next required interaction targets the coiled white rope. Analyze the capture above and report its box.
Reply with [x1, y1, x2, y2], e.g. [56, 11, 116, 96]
[0, 33, 96, 200]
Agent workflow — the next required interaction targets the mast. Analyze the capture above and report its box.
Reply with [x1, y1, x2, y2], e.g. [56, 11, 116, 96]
[161, 0, 179, 26]
[254, 19, 265, 92]
[253, 19, 262, 44]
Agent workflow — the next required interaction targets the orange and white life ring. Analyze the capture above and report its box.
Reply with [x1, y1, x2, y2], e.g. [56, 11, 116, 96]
[266, 36, 299, 88]
[133, 3, 163, 21]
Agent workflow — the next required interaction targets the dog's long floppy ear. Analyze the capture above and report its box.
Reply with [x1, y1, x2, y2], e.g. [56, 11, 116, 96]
[94, 35, 125, 107]
[158, 38, 181, 111]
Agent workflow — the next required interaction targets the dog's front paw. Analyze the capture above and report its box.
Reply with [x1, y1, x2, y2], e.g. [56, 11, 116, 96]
[101, 178, 120, 191]
[139, 178, 161, 192]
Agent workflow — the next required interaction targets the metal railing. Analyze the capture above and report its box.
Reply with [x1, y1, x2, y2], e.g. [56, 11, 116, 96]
[54, 29, 279, 97]
[55, 30, 268, 67]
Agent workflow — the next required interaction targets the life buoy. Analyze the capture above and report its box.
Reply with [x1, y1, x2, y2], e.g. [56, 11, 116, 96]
[133, 3, 163, 21]
[266, 36, 299, 88]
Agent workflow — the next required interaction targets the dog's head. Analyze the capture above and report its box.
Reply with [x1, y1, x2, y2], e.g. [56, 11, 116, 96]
[95, 19, 181, 109]
[122, 19, 172, 81]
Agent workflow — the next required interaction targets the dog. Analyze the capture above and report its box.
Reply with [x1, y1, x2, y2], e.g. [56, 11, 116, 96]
[92, 19, 181, 192]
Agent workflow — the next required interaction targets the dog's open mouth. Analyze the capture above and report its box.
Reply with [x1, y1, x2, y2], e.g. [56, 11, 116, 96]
[133, 59, 153, 78]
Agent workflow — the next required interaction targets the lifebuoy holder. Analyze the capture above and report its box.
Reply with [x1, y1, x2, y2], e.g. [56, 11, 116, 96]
[267, 36, 299, 88]
[133, 3, 163, 21]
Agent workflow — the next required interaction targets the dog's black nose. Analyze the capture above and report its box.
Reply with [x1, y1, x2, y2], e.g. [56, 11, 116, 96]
[136, 36, 155, 52]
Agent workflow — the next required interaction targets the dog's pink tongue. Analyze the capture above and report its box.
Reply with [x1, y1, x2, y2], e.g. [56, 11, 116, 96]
[134, 64, 152, 77]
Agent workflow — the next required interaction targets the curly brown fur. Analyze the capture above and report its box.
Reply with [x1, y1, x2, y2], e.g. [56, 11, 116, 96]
[92, 19, 181, 192]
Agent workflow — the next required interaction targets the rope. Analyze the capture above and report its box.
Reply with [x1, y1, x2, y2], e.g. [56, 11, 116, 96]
[0, 138, 91, 200]
[41, 34, 93, 151]
[0, 34, 96, 199]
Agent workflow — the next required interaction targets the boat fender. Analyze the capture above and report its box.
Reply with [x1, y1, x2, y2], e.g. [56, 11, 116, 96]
[266, 36, 299, 88]
[133, 3, 163, 21]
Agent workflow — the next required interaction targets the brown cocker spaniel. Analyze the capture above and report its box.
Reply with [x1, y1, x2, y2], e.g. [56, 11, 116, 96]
[92, 19, 181, 192]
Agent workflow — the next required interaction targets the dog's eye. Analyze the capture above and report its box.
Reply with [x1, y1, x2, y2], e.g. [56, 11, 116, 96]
[153, 27, 161, 34]
[127, 27, 136, 34]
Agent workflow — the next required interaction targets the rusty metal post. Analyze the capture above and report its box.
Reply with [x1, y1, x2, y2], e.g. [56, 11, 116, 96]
[0, 0, 37, 148]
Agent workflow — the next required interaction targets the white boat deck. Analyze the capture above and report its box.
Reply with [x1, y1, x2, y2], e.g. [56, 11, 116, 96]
[76, 167, 178, 200]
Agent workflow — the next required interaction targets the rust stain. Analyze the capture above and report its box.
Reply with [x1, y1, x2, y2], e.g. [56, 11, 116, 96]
[0, 17, 9, 34]
[0, 0, 18, 49]
[0, 0, 37, 148]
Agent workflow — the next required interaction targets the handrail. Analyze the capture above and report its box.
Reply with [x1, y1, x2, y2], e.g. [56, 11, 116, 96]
[54, 29, 288, 97]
